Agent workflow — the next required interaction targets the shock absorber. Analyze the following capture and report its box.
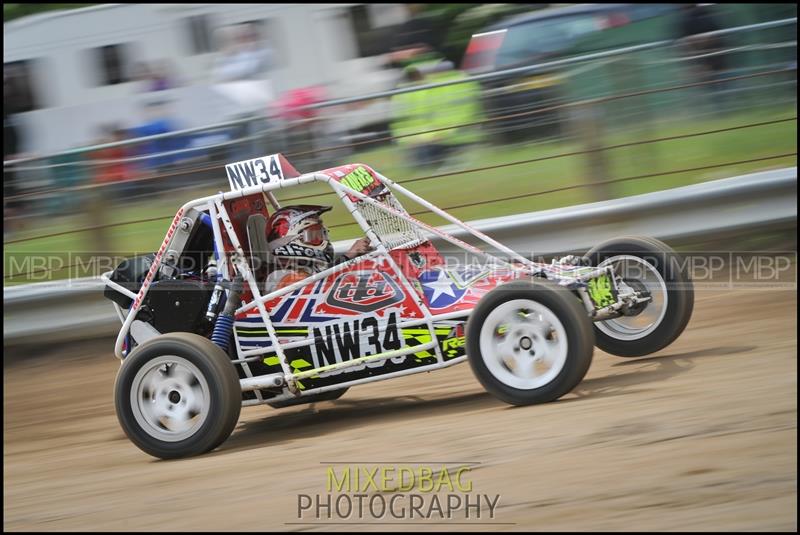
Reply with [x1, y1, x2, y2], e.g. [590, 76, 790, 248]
[211, 274, 244, 352]
[201, 212, 226, 324]
[205, 275, 226, 324]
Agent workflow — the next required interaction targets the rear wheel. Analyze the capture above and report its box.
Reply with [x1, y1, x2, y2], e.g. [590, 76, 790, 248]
[114, 333, 241, 459]
[583, 236, 694, 357]
[466, 280, 594, 405]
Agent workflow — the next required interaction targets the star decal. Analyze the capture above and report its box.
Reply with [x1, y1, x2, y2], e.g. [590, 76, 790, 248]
[422, 270, 457, 305]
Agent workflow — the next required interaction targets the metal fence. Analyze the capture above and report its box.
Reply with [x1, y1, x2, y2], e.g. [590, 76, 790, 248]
[3, 16, 797, 284]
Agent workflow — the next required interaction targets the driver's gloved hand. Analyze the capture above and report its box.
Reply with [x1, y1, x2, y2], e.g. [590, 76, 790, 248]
[556, 255, 591, 266]
[343, 237, 374, 260]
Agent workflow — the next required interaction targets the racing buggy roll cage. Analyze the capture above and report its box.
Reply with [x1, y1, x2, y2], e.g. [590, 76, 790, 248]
[101, 157, 637, 407]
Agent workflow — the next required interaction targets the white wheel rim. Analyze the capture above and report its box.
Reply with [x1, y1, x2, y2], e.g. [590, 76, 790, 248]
[479, 299, 569, 390]
[595, 255, 668, 341]
[130, 356, 211, 443]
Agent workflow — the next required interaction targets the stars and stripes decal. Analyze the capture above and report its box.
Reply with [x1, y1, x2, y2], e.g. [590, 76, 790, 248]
[419, 267, 523, 312]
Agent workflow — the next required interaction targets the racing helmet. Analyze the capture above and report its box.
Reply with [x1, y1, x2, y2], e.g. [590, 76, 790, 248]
[266, 205, 334, 272]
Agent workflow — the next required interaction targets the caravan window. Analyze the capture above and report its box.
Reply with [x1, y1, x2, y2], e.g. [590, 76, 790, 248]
[186, 14, 214, 55]
[349, 5, 372, 58]
[4, 60, 42, 112]
[347, 5, 397, 58]
[96, 44, 130, 85]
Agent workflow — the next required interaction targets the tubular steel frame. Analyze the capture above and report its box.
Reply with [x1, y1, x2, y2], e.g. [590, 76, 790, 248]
[101, 165, 610, 406]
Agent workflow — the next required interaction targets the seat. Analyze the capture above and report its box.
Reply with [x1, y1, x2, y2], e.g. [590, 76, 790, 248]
[246, 213, 271, 274]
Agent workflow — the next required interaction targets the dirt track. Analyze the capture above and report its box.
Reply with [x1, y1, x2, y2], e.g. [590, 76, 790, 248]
[4, 288, 797, 531]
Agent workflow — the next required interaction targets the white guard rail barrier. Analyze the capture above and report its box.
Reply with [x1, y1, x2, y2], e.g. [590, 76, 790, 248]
[3, 167, 796, 345]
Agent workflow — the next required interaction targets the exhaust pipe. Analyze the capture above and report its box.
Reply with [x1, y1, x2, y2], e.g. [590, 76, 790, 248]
[240, 373, 285, 391]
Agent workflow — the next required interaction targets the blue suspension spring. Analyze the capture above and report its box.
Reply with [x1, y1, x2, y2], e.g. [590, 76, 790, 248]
[211, 314, 234, 352]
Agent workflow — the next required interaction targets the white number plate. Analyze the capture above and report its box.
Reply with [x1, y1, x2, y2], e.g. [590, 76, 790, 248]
[225, 154, 284, 191]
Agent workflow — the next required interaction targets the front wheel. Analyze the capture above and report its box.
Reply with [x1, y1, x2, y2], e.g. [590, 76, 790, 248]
[114, 332, 242, 459]
[583, 236, 694, 357]
[466, 280, 595, 406]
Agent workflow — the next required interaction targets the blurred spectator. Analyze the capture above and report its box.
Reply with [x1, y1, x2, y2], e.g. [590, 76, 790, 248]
[391, 66, 437, 167]
[148, 60, 178, 91]
[391, 59, 483, 170]
[388, 4, 483, 170]
[389, 4, 442, 68]
[4, 105, 24, 236]
[274, 86, 327, 122]
[91, 124, 137, 202]
[132, 61, 152, 84]
[213, 22, 275, 82]
[273, 86, 330, 169]
[48, 148, 88, 216]
[676, 4, 729, 113]
[131, 100, 182, 176]
[4, 66, 35, 235]
[133, 60, 179, 92]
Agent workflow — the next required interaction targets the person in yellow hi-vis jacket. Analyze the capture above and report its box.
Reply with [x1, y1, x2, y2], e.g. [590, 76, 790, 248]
[391, 59, 484, 169]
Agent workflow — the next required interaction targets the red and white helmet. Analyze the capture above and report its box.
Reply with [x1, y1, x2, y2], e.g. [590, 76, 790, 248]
[266, 205, 334, 272]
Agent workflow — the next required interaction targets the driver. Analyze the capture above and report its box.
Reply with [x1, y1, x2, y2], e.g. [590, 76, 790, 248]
[263, 205, 373, 293]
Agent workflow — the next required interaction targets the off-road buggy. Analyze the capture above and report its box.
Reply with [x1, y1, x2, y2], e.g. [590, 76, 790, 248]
[102, 154, 694, 459]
